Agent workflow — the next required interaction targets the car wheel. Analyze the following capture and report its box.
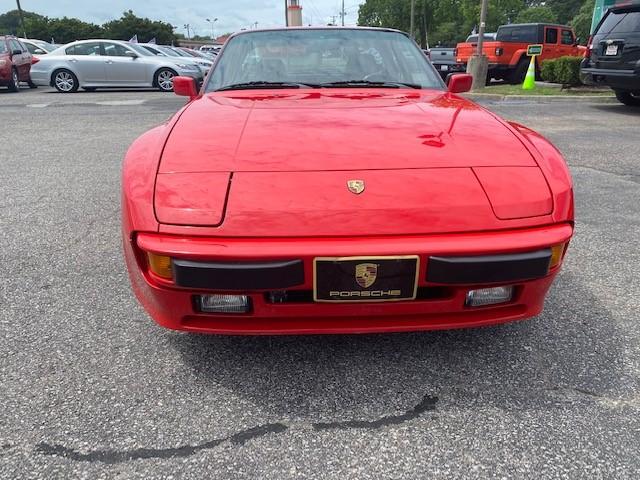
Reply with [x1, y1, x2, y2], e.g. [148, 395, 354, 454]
[508, 58, 530, 85]
[52, 69, 79, 93]
[7, 68, 19, 92]
[615, 90, 640, 107]
[154, 68, 177, 92]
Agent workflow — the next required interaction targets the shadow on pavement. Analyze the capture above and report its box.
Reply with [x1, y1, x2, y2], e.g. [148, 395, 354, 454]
[167, 270, 633, 420]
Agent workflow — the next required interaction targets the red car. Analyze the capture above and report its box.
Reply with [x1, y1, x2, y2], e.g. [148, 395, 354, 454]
[0, 36, 33, 91]
[122, 28, 574, 335]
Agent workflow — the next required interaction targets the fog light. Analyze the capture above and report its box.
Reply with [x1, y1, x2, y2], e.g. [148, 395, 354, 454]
[465, 286, 514, 307]
[197, 294, 251, 314]
[549, 243, 566, 269]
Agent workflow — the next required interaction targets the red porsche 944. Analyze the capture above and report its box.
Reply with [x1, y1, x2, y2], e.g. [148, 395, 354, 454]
[122, 28, 573, 335]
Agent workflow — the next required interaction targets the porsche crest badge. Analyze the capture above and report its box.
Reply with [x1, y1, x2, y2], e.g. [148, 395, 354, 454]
[347, 180, 365, 195]
[355, 263, 378, 289]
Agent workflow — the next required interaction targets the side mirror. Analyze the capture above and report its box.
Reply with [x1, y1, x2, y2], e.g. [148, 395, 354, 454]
[125, 51, 138, 59]
[173, 76, 198, 100]
[447, 73, 473, 94]
[12, 49, 22, 56]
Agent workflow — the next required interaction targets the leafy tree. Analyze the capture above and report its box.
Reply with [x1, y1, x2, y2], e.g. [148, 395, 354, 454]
[0, 9, 44, 35]
[514, 6, 558, 24]
[546, 0, 585, 25]
[571, 0, 596, 43]
[102, 10, 177, 44]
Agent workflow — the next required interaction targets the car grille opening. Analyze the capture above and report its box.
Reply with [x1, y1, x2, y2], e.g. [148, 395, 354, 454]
[264, 287, 454, 304]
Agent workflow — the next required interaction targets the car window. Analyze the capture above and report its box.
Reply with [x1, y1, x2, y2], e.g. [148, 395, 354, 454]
[66, 42, 102, 56]
[0, 41, 6, 54]
[103, 42, 131, 57]
[23, 42, 38, 54]
[598, 10, 640, 34]
[497, 25, 538, 43]
[561, 30, 574, 45]
[207, 29, 442, 91]
[9, 39, 23, 52]
[545, 28, 558, 44]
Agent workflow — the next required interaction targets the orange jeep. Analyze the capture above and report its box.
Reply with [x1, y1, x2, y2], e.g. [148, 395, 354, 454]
[456, 23, 586, 84]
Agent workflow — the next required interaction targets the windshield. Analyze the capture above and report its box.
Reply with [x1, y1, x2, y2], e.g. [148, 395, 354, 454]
[128, 43, 154, 56]
[156, 45, 182, 57]
[205, 29, 443, 92]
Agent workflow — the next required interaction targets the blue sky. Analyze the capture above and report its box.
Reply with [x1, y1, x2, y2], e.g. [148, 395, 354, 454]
[2, 0, 365, 37]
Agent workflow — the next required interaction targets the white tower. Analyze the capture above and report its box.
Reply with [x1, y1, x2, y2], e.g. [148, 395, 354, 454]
[287, 0, 303, 27]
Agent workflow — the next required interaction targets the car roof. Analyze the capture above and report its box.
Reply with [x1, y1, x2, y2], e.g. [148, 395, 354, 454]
[498, 23, 572, 29]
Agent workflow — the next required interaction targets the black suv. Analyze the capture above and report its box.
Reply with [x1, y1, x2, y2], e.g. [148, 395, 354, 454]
[581, 2, 640, 106]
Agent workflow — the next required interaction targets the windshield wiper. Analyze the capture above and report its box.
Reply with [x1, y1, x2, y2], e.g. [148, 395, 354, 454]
[216, 81, 319, 91]
[319, 80, 422, 89]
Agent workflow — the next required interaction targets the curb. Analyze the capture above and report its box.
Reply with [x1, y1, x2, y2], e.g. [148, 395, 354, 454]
[463, 93, 617, 104]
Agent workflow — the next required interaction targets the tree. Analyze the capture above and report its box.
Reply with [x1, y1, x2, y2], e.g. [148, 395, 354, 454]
[514, 6, 558, 24]
[571, 0, 596, 44]
[102, 10, 177, 44]
[0, 9, 44, 35]
[546, 0, 585, 25]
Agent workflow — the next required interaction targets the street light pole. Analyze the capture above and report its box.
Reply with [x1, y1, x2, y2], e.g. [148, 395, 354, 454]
[466, 0, 489, 90]
[183, 24, 191, 40]
[341, 0, 345, 26]
[206, 18, 218, 41]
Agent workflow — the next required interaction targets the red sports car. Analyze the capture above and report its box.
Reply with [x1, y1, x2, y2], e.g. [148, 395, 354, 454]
[122, 28, 574, 335]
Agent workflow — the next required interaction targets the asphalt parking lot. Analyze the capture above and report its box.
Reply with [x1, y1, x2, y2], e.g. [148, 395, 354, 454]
[1, 86, 639, 479]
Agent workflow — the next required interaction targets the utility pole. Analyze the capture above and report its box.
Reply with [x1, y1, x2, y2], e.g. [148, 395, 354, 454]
[466, 0, 489, 90]
[341, 0, 345, 26]
[409, 0, 415, 40]
[183, 24, 191, 40]
[285, 0, 289, 26]
[16, 0, 26, 37]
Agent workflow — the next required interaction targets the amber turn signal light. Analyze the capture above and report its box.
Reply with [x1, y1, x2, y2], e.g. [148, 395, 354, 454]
[549, 244, 566, 269]
[147, 252, 173, 279]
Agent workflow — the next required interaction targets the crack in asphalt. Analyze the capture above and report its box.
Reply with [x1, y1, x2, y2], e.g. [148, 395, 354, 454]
[35, 394, 438, 464]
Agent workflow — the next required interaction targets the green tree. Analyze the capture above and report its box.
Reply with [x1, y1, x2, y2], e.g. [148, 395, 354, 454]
[514, 6, 558, 24]
[0, 9, 44, 35]
[571, 0, 596, 43]
[102, 10, 177, 44]
[546, 0, 585, 25]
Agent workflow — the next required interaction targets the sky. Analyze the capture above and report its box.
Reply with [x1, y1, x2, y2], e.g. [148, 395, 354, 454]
[1, 0, 365, 37]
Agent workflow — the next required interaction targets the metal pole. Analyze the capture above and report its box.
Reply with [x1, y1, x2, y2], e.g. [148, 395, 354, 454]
[477, 0, 489, 56]
[341, 0, 345, 26]
[16, 0, 26, 37]
[410, 0, 415, 40]
[285, 0, 289, 26]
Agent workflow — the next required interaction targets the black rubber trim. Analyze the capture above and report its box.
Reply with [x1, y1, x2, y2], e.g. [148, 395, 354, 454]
[173, 259, 304, 290]
[427, 249, 552, 285]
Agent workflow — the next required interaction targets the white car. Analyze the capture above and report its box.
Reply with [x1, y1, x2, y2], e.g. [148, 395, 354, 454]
[30, 39, 203, 93]
[138, 44, 213, 76]
[18, 38, 56, 55]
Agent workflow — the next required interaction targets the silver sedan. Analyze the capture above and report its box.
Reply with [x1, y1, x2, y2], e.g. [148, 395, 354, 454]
[30, 39, 203, 93]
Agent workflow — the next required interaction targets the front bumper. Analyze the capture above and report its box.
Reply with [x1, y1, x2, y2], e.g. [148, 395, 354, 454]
[124, 223, 572, 335]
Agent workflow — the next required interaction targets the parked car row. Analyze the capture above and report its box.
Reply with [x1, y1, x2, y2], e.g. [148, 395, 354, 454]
[1, 36, 219, 93]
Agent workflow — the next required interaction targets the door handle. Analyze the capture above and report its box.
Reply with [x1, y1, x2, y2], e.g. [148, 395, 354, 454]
[105, 60, 114, 64]
[69, 58, 78, 63]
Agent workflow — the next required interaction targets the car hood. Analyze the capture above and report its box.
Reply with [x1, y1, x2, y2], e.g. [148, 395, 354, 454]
[159, 89, 537, 173]
[155, 90, 552, 235]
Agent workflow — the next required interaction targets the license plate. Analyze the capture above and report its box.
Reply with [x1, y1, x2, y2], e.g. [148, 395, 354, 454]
[606, 44, 619, 56]
[313, 256, 419, 303]
[440, 65, 449, 71]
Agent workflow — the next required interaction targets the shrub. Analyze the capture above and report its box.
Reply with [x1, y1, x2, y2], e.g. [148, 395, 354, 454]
[540, 56, 583, 87]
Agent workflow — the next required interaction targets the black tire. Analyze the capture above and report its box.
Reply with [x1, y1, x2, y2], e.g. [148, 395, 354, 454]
[508, 58, 530, 85]
[52, 69, 79, 93]
[154, 68, 177, 92]
[614, 90, 640, 107]
[7, 68, 19, 92]
[28, 79, 38, 89]
[83, 87, 97, 92]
